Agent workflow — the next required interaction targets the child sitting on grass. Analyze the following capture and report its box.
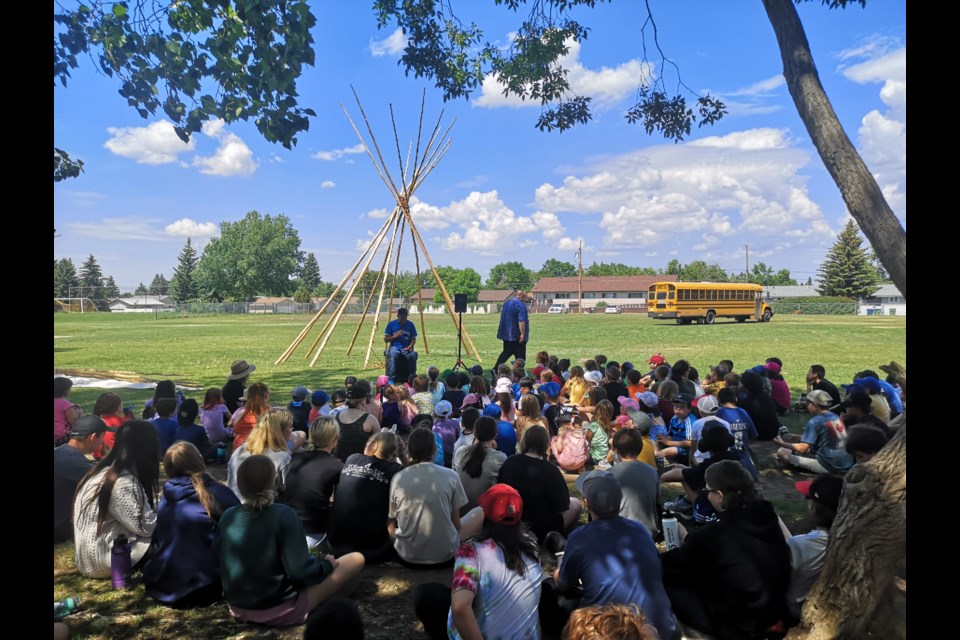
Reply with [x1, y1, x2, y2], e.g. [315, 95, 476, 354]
[551, 413, 590, 473]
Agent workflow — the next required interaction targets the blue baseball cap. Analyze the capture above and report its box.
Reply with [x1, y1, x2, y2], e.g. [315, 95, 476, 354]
[311, 390, 330, 406]
[539, 381, 561, 398]
[483, 403, 502, 418]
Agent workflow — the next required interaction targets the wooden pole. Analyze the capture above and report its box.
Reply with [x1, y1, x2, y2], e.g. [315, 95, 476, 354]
[363, 209, 404, 369]
[411, 221, 429, 354]
[402, 207, 482, 362]
[300, 213, 397, 360]
[346, 230, 396, 355]
[307, 210, 397, 366]
[388, 215, 406, 320]
[276, 213, 394, 364]
[350, 86, 402, 200]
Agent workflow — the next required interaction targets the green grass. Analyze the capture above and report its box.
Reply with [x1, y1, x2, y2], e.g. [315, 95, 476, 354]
[55, 311, 905, 411]
[53, 311, 904, 638]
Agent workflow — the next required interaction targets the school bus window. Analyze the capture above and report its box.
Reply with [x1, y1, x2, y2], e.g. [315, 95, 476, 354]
[711, 290, 718, 301]
[668, 292, 675, 300]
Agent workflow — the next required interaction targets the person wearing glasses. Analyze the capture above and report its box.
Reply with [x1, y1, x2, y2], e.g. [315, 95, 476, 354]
[660, 459, 791, 640]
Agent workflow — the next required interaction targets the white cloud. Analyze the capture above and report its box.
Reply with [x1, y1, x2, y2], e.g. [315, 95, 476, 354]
[313, 143, 365, 161]
[475, 38, 650, 110]
[370, 28, 407, 57]
[267, 153, 286, 163]
[532, 127, 833, 256]
[320, 181, 336, 189]
[358, 191, 538, 255]
[191, 119, 257, 177]
[556, 237, 586, 251]
[69, 216, 167, 241]
[164, 218, 218, 238]
[531, 211, 565, 239]
[724, 75, 785, 97]
[104, 120, 195, 164]
[838, 44, 906, 220]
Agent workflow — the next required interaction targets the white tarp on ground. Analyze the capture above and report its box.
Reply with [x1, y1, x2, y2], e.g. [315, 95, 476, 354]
[54, 374, 202, 391]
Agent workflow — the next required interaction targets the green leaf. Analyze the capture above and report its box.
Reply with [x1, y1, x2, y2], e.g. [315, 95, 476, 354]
[112, 3, 127, 18]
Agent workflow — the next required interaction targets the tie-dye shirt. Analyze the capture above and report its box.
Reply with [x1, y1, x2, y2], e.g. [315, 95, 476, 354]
[447, 538, 543, 640]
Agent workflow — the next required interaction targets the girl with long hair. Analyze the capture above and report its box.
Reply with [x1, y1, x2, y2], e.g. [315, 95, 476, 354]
[227, 408, 294, 499]
[142, 441, 240, 607]
[427, 366, 446, 404]
[469, 375, 490, 404]
[200, 387, 232, 445]
[73, 420, 160, 578]
[175, 399, 213, 460]
[282, 416, 344, 549]
[562, 365, 589, 406]
[585, 399, 616, 465]
[551, 413, 590, 473]
[414, 483, 543, 640]
[229, 381, 270, 452]
[393, 384, 420, 429]
[453, 417, 507, 513]
[218, 455, 365, 626]
[514, 394, 547, 441]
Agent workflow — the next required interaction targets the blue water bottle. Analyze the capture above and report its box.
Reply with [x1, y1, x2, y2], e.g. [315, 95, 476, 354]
[111, 534, 132, 589]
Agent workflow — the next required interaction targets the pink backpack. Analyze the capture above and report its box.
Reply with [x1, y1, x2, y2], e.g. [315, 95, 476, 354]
[551, 426, 590, 471]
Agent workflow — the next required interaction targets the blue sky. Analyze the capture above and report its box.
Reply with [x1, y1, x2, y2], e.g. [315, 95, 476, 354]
[53, 1, 906, 292]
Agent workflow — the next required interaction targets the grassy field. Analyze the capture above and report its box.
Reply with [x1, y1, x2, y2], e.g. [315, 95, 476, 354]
[53, 311, 906, 639]
[55, 311, 906, 410]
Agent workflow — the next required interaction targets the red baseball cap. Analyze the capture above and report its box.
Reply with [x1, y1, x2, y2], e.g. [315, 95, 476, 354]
[648, 354, 666, 365]
[477, 484, 523, 525]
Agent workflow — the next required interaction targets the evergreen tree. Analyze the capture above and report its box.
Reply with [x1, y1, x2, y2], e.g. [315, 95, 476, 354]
[101, 275, 120, 299]
[79, 254, 103, 290]
[134, 282, 149, 296]
[170, 238, 199, 302]
[54, 258, 80, 297]
[299, 252, 321, 291]
[149, 274, 170, 296]
[816, 221, 880, 299]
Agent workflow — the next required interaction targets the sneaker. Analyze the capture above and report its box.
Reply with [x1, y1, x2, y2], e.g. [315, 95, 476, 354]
[664, 495, 693, 514]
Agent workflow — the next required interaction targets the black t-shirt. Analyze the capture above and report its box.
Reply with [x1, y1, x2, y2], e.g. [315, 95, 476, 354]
[602, 381, 630, 404]
[222, 379, 246, 414]
[327, 454, 403, 550]
[497, 454, 570, 543]
[813, 379, 842, 407]
[543, 403, 562, 437]
[280, 450, 343, 534]
[738, 392, 781, 440]
[681, 450, 740, 491]
[442, 389, 467, 418]
[287, 401, 312, 432]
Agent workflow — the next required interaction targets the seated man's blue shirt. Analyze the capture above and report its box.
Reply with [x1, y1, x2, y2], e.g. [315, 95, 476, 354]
[384, 319, 418, 349]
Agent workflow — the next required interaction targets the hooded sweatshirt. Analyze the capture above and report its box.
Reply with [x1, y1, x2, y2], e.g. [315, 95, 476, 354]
[142, 475, 240, 603]
[661, 499, 791, 639]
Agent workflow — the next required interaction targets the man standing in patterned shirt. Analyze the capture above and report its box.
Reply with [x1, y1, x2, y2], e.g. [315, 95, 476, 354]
[494, 289, 531, 371]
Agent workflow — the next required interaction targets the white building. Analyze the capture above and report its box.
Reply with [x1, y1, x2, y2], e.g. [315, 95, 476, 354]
[108, 296, 175, 313]
[858, 284, 906, 317]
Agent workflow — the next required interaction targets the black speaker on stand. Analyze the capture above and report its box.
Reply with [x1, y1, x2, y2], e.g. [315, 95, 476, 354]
[452, 294, 468, 370]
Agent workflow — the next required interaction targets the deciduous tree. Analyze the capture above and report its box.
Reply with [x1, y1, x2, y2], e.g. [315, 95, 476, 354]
[485, 261, 534, 289]
[538, 258, 576, 278]
[53, 0, 317, 179]
[195, 211, 303, 301]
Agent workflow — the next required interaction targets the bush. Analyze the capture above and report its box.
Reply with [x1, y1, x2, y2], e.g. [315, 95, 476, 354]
[771, 301, 857, 315]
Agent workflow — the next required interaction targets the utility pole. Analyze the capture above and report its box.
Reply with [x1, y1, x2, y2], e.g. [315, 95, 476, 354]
[577, 240, 584, 314]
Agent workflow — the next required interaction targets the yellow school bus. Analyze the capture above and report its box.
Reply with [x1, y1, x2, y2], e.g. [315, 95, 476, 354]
[647, 282, 774, 324]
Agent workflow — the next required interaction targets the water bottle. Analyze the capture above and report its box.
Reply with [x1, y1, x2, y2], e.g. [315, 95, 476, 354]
[778, 424, 791, 439]
[111, 534, 132, 589]
[53, 597, 81, 620]
[216, 443, 228, 464]
[662, 514, 680, 551]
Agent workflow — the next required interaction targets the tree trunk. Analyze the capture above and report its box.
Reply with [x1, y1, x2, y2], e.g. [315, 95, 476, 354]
[799, 413, 906, 639]
[761, 0, 906, 299]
